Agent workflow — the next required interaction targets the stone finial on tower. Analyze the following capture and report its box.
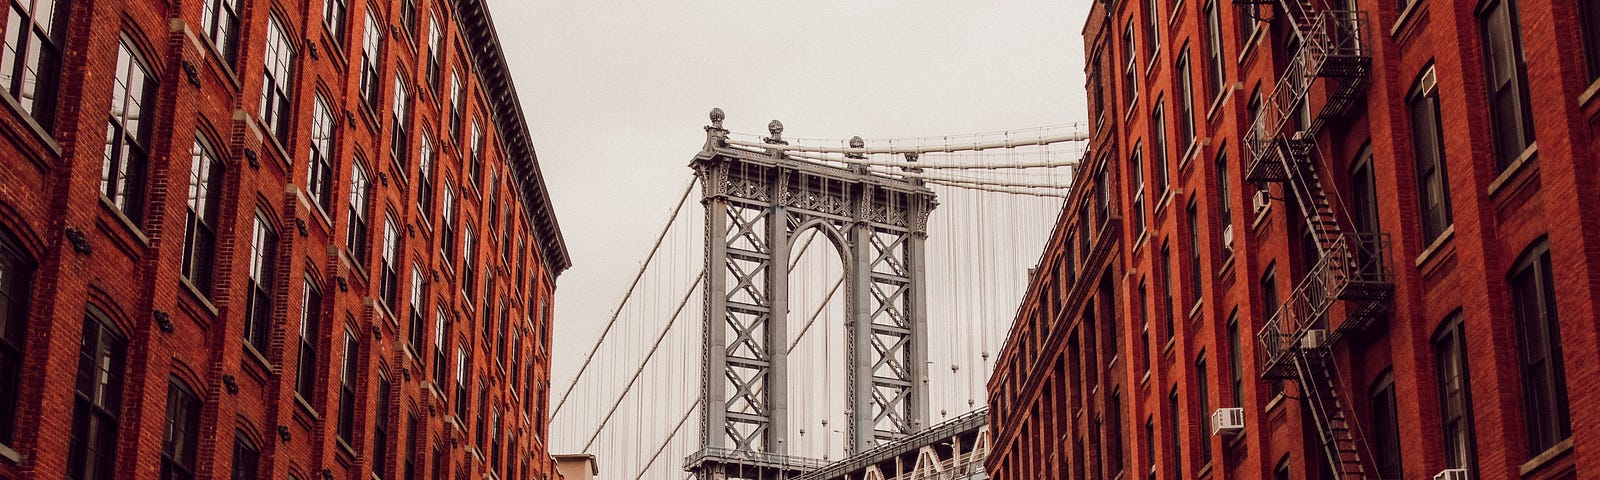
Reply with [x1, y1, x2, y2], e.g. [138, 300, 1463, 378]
[764, 120, 788, 145]
[846, 135, 866, 159]
[703, 107, 729, 150]
[709, 107, 725, 129]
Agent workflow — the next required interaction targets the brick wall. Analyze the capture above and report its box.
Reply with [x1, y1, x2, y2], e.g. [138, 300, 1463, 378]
[0, 0, 568, 479]
[988, 1, 1600, 479]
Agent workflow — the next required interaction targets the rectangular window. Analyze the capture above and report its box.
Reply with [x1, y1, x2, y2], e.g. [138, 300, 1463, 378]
[182, 136, 224, 296]
[348, 161, 371, 264]
[1160, 242, 1174, 339]
[202, 0, 240, 63]
[68, 310, 127, 480]
[244, 215, 276, 353]
[449, 73, 464, 140]
[1434, 314, 1478, 471]
[0, 229, 33, 446]
[434, 307, 450, 389]
[259, 17, 295, 146]
[400, 0, 416, 39]
[463, 225, 476, 299]
[307, 94, 336, 211]
[1351, 147, 1380, 236]
[1176, 48, 1195, 151]
[404, 412, 418, 480]
[295, 280, 322, 402]
[409, 265, 427, 351]
[1510, 242, 1571, 456]
[1138, 281, 1151, 374]
[1167, 386, 1181, 479]
[1204, 0, 1225, 101]
[1124, 21, 1139, 110]
[1370, 372, 1403, 479]
[322, 0, 347, 43]
[391, 75, 410, 173]
[1131, 149, 1146, 235]
[418, 134, 435, 218]
[1145, 0, 1159, 59]
[337, 329, 358, 443]
[1274, 456, 1290, 480]
[455, 346, 469, 419]
[1410, 67, 1452, 243]
[1152, 100, 1169, 192]
[373, 374, 392, 479]
[1187, 200, 1202, 308]
[1197, 355, 1212, 466]
[160, 379, 201, 480]
[102, 39, 156, 221]
[1144, 417, 1157, 480]
[475, 381, 487, 447]
[230, 433, 259, 480]
[3, 0, 70, 129]
[380, 215, 400, 309]
[1108, 390, 1124, 476]
[359, 8, 383, 110]
[1480, 0, 1535, 169]
[438, 177, 454, 264]
[1227, 312, 1244, 406]
[470, 121, 484, 188]
[426, 14, 442, 92]
[1216, 147, 1232, 233]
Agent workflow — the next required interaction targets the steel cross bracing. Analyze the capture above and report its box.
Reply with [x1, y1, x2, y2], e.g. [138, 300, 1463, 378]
[687, 111, 937, 480]
[1235, 1, 1394, 479]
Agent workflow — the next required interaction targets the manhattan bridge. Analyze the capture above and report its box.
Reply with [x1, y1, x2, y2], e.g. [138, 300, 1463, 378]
[550, 109, 1087, 479]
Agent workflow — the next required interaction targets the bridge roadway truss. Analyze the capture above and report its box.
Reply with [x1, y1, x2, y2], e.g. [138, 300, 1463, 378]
[686, 109, 939, 480]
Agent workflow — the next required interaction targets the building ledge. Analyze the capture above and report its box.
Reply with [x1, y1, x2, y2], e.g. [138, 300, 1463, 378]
[1520, 437, 1574, 476]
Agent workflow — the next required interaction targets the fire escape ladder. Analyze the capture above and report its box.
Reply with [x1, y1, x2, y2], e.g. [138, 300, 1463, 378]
[1292, 346, 1370, 480]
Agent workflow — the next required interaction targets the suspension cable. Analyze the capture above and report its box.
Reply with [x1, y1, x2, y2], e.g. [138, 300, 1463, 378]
[552, 178, 696, 418]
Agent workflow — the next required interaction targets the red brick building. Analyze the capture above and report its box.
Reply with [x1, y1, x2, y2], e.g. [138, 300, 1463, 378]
[987, 0, 1600, 479]
[0, 0, 570, 479]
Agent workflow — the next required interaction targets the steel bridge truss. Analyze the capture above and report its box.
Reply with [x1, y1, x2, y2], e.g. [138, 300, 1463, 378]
[688, 114, 938, 480]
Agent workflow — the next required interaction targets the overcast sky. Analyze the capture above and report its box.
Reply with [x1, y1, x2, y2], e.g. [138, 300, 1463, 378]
[483, 0, 1091, 468]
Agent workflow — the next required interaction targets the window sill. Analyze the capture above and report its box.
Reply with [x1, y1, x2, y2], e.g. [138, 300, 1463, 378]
[1179, 139, 1202, 175]
[1205, 86, 1231, 123]
[1413, 225, 1455, 270]
[243, 342, 274, 379]
[1125, 97, 1141, 125]
[1235, 26, 1264, 66]
[1163, 337, 1177, 356]
[1580, 78, 1600, 108]
[1217, 253, 1236, 280]
[0, 443, 19, 464]
[179, 277, 219, 318]
[1486, 143, 1538, 198]
[191, 25, 243, 91]
[1197, 462, 1213, 479]
[0, 87, 61, 162]
[1264, 392, 1285, 413]
[1188, 300, 1204, 321]
[1519, 437, 1574, 476]
[335, 438, 358, 461]
[1140, 370, 1152, 388]
[1145, 49, 1162, 79]
[294, 395, 323, 421]
[1250, 202, 1272, 232]
[98, 195, 150, 248]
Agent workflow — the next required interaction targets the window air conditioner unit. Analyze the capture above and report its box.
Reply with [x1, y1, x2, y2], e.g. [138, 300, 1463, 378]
[1253, 190, 1271, 213]
[1222, 224, 1235, 251]
[1433, 469, 1469, 480]
[1211, 407, 1245, 436]
[1301, 329, 1328, 349]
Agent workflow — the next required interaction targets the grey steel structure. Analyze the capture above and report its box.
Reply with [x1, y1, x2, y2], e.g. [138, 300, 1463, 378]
[685, 109, 938, 480]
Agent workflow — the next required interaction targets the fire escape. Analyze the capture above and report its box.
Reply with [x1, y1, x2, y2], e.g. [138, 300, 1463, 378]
[1237, 1, 1394, 478]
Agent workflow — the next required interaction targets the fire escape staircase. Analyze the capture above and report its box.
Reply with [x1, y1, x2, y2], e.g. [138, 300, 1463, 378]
[1237, 1, 1394, 479]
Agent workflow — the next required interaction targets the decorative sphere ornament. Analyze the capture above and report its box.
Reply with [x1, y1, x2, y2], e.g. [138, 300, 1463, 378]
[849, 136, 865, 148]
[709, 107, 725, 123]
[768, 120, 784, 136]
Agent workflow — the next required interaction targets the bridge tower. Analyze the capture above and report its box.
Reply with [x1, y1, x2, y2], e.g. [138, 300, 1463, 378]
[685, 109, 938, 480]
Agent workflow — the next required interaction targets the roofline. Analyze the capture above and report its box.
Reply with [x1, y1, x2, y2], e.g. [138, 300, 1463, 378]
[451, 0, 573, 278]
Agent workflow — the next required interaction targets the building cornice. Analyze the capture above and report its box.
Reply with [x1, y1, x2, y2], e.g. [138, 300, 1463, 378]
[451, 0, 572, 278]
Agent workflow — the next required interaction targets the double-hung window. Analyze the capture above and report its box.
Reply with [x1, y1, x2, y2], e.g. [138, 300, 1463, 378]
[463, 225, 476, 299]
[68, 308, 127, 480]
[244, 215, 277, 353]
[294, 280, 322, 402]
[380, 215, 400, 309]
[322, 0, 347, 44]
[182, 136, 224, 296]
[337, 329, 358, 443]
[1409, 66, 1452, 244]
[1434, 313, 1478, 472]
[2, 0, 71, 129]
[1203, 0, 1226, 101]
[159, 378, 201, 480]
[1510, 241, 1571, 456]
[390, 75, 410, 174]
[417, 133, 434, 218]
[409, 265, 427, 352]
[202, 0, 240, 64]
[359, 8, 383, 110]
[259, 17, 295, 146]
[1176, 48, 1195, 151]
[433, 307, 449, 389]
[102, 39, 157, 222]
[347, 161, 371, 264]
[438, 178, 454, 264]
[1151, 100, 1169, 193]
[1480, 0, 1535, 169]
[307, 94, 336, 212]
[0, 228, 33, 447]
[373, 374, 392, 478]
[426, 15, 441, 93]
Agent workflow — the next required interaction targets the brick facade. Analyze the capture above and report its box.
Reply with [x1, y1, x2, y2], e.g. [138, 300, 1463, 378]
[0, 0, 570, 479]
[986, 1, 1600, 479]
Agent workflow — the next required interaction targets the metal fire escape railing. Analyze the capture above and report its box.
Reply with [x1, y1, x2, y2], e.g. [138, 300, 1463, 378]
[1238, 2, 1393, 479]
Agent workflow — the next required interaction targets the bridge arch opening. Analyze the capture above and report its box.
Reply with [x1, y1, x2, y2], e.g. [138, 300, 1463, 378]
[784, 222, 851, 462]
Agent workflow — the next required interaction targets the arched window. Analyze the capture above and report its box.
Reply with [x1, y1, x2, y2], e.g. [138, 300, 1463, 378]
[0, 226, 35, 446]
